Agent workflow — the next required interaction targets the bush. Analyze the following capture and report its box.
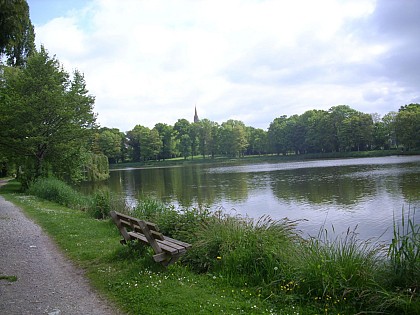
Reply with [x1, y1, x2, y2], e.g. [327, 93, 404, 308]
[88, 189, 111, 219]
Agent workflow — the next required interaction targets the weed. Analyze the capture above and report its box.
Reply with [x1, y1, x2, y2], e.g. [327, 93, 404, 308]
[0, 275, 17, 282]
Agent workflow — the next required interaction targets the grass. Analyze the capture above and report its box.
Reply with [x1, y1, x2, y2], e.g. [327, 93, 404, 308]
[0, 275, 18, 282]
[1, 178, 419, 314]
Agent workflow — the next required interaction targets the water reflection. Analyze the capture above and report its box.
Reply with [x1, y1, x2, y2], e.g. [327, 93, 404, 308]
[80, 156, 420, 241]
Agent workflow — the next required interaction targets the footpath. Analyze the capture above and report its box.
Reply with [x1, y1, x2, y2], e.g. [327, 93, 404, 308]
[0, 181, 122, 315]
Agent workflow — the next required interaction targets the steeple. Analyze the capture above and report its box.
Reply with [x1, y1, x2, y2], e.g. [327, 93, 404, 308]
[194, 105, 199, 123]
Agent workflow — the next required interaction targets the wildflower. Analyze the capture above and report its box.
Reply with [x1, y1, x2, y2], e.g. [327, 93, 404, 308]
[274, 266, 278, 271]
[217, 256, 222, 260]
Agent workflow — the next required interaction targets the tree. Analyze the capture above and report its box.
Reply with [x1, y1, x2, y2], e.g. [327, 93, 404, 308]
[95, 128, 125, 164]
[339, 112, 373, 151]
[154, 123, 176, 160]
[396, 104, 420, 150]
[0, 0, 35, 66]
[219, 120, 248, 157]
[382, 112, 397, 149]
[304, 110, 335, 153]
[268, 115, 288, 155]
[196, 119, 213, 158]
[179, 134, 191, 160]
[174, 118, 192, 158]
[0, 46, 97, 186]
[246, 127, 268, 155]
[329, 105, 359, 151]
[126, 125, 162, 161]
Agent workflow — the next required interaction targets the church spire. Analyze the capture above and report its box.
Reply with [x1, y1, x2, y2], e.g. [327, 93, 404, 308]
[194, 105, 199, 123]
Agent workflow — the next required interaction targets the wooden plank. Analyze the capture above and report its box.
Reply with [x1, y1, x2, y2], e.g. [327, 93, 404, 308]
[163, 236, 192, 249]
[117, 217, 165, 240]
[137, 220, 163, 255]
[110, 211, 130, 243]
[127, 232, 187, 254]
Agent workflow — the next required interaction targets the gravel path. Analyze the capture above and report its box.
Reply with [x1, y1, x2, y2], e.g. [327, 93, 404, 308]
[0, 188, 123, 315]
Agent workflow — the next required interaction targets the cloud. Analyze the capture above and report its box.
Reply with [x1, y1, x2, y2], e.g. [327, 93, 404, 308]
[30, 0, 420, 131]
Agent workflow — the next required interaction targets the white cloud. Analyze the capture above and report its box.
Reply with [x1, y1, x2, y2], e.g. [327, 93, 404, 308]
[30, 0, 419, 131]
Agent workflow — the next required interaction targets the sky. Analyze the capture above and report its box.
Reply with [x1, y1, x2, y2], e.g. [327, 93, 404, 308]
[27, 0, 420, 132]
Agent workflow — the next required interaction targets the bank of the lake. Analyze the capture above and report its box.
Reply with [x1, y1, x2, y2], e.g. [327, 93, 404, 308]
[1, 179, 418, 315]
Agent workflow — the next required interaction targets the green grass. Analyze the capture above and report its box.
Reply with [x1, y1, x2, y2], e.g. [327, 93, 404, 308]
[1, 179, 418, 314]
[0, 275, 18, 282]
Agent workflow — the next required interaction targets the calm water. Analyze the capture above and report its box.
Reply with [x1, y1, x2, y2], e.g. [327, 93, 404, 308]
[90, 156, 420, 242]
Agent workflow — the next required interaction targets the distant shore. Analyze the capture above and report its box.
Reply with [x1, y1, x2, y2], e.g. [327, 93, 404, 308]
[110, 149, 420, 170]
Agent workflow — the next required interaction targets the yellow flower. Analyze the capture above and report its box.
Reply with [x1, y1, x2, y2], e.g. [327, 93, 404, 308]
[217, 256, 222, 260]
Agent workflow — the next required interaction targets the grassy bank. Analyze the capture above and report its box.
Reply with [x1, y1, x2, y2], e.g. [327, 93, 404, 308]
[109, 150, 419, 170]
[1, 179, 418, 314]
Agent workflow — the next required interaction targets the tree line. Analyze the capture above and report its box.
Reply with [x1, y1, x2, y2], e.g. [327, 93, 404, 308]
[92, 103, 420, 164]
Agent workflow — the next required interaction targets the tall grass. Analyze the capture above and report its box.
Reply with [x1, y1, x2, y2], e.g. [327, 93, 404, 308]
[28, 177, 88, 209]
[293, 227, 383, 312]
[27, 177, 130, 219]
[388, 207, 419, 288]
[130, 195, 210, 241]
[185, 212, 300, 287]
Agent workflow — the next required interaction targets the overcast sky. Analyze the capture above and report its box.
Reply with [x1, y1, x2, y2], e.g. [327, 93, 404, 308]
[27, 0, 420, 132]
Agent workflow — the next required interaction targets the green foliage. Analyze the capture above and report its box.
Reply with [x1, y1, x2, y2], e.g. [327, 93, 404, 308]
[396, 104, 420, 150]
[126, 125, 163, 162]
[0, 47, 97, 187]
[296, 227, 381, 308]
[0, 275, 18, 282]
[186, 213, 300, 286]
[27, 178, 130, 220]
[28, 177, 88, 209]
[0, 0, 35, 66]
[131, 196, 209, 241]
[83, 151, 110, 182]
[93, 128, 125, 164]
[89, 189, 111, 219]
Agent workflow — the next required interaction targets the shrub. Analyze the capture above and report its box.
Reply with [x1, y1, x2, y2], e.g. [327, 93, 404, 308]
[88, 189, 111, 219]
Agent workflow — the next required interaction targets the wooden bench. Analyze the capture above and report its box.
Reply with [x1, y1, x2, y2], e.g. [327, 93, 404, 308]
[110, 211, 192, 266]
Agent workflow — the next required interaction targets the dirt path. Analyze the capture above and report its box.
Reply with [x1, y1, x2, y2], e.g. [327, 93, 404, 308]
[0, 189, 123, 315]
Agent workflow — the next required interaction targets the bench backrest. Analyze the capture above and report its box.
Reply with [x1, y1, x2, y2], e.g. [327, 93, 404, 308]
[110, 211, 165, 242]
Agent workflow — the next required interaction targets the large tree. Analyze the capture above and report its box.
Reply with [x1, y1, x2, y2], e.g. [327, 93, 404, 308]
[0, 0, 35, 66]
[396, 104, 420, 151]
[219, 119, 248, 157]
[0, 47, 97, 186]
[154, 123, 176, 160]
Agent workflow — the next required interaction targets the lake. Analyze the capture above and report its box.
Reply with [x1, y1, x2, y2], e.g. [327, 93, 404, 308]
[89, 156, 420, 243]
